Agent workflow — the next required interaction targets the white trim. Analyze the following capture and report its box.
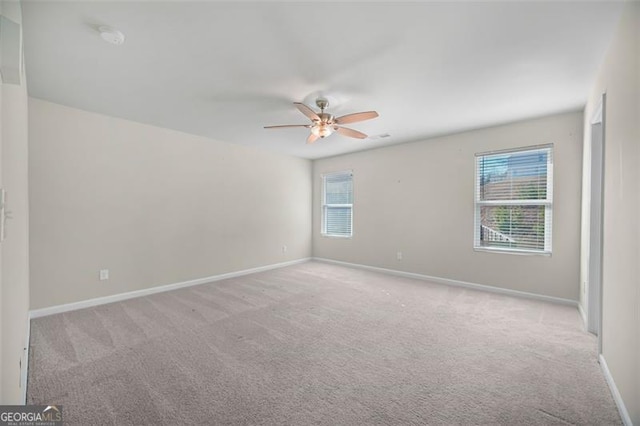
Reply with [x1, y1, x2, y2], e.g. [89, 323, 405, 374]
[21, 314, 30, 404]
[29, 258, 311, 319]
[578, 303, 587, 330]
[474, 143, 554, 157]
[594, 93, 606, 356]
[474, 145, 554, 254]
[591, 99, 603, 125]
[314, 257, 578, 307]
[474, 247, 552, 256]
[321, 170, 353, 238]
[599, 354, 632, 426]
[320, 234, 352, 240]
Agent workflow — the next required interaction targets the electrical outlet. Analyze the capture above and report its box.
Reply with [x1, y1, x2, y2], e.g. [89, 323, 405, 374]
[396, 251, 403, 261]
[282, 245, 287, 253]
[99, 269, 109, 281]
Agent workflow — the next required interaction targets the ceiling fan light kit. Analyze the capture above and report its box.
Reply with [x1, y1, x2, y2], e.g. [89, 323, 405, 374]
[310, 122, 333, 138]
[265, 97, 379, 145]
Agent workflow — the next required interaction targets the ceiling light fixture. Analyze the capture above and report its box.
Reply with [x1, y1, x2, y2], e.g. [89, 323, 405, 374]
[311, 123, 333, 138]
[98, 26, 125, 45]
[264, 97, 379, 144]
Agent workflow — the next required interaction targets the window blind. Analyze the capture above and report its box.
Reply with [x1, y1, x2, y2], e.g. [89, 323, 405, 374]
[322, 171, 353, 237]
[474, 146, 553, 253]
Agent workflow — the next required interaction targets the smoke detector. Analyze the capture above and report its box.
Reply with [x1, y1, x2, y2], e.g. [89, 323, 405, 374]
[98, 26, 125, 45]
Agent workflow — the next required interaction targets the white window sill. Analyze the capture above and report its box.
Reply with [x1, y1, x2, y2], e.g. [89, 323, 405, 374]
[321, 233, 352, 239]
[474, 247, 551, 257]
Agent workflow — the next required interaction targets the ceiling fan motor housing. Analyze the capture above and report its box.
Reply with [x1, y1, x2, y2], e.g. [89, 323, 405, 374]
[317, 113, 335, 124]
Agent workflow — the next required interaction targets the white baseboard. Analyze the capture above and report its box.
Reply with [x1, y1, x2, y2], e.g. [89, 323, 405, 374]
[599, 354, 632, 426]
[21, 315, 30, 404]
[314, 257, 578, 307]
[30, 258, 311, 319]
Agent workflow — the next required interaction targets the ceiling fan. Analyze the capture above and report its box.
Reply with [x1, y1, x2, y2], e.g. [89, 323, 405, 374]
[264, 98, 379, 144]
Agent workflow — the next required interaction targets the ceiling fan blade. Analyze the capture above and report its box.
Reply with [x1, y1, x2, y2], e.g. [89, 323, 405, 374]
[307, 133, 319, 144]
[294, 102, 320, 121]
[264, 124, 311, 129]
[335, 111, 379, 125]
[334, 126, 368, 139]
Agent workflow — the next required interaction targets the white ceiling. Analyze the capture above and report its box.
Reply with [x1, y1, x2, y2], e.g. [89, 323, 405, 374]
[21, 1, 623, 160]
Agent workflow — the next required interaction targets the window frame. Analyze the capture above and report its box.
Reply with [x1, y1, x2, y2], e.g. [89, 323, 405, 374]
[473, 144, 553, 255]
[321, 170, 354, 239]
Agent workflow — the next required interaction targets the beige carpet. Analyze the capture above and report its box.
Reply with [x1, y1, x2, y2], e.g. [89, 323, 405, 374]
[28, 261, 621, 425]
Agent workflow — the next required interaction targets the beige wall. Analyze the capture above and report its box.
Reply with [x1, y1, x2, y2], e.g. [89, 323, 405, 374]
[19, 3, 639, 419]
[0, 0, 30, 404]
[583, 2, 639, 422]
[313, 112, 583, 301]
[29, 99, 311, 310]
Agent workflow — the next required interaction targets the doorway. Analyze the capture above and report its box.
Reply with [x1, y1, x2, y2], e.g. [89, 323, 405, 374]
[587, 94, 605, 356]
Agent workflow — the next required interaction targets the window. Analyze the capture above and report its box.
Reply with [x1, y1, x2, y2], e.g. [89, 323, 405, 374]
[474, 145, 553, 254]
[322, 170, 353, 237]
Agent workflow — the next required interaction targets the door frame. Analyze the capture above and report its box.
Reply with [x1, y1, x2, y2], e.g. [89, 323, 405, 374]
[586, 93, 605, 357]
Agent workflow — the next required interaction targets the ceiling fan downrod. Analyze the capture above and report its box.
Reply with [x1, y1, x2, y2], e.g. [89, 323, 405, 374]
[315, 97, 329, 113]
